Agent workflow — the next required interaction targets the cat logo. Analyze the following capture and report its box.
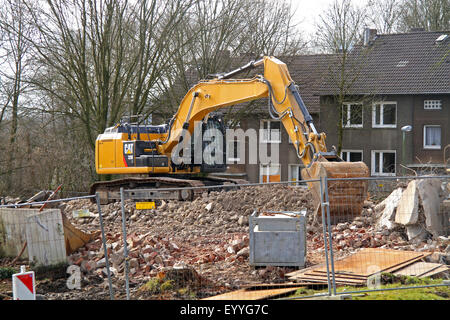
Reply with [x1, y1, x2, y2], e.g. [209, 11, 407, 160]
[124, 143, 133, 155]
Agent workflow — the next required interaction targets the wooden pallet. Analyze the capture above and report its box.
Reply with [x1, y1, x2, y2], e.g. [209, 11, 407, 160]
[286, 248, 434, 286]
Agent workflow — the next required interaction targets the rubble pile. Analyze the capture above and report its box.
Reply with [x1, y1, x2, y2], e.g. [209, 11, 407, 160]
[56, 185, 316, 298]
[1, 179, 448, 299]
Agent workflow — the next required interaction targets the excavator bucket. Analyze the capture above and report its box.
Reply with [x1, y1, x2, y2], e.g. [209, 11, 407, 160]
[301, 160, 370, 222]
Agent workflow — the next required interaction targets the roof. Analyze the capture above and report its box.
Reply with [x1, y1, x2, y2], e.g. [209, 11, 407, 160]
[320, 30, 450, 95]
[209, 54, 331, 115]
[158, 30, 449, 120]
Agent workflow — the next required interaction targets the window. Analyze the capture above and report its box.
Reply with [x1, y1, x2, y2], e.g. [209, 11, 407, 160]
[424, 100, 442, 110]
[342, 103, 363, 128]
[227, 139, 241, 162]
[288, 164, 303, 186]
[371, 150, 396, 176]
[423, 125, 441, 149]
[341, 150, 363, 162]
[372, 102, 397, 128]
[260, 120, 281, 143]
[260, 163, 281, 183]
[396, 60, 409, 67]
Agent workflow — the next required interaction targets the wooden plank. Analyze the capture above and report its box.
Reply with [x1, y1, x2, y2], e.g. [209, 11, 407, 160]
[292, 274, 366, 285]
[383, 253, 431, 273]
[306, 271, 368, 280]
[241, 282, 318, 290]
[314, 248, 426, 276]
[286, 263, 327, 278]
[202, 287, 305, 300]
[418, 265, 449, 278]
[394, 262, 448, 277]
[291, 276, 365, 286]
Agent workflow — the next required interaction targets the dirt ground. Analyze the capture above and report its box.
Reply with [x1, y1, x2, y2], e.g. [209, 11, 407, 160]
[1, 182, 449, 300]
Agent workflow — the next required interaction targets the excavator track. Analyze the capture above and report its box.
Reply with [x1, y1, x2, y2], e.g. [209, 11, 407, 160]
[90, 176, 248, 204]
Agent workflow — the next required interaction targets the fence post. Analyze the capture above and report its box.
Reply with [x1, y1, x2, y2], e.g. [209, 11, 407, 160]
[120, 188, 130, 300]
[95, 192, 114, 300]
[319, 177, 332, 296]
[323, 176, 337, 296]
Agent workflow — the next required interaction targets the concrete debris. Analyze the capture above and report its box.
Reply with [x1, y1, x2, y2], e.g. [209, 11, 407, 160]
[375, 179, 448, 241]
[417, 179, 446, 237]
[375, 188, 403, 230]
[1, 179, 448, 300]
[395, 180, 419, 225]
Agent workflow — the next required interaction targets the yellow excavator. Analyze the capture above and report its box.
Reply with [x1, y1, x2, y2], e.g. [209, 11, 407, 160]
[92, 56, 369, 216]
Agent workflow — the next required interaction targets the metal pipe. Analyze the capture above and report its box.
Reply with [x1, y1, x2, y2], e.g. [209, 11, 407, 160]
[120, 188, 130, 300]
[326, 175, 449, 182]
[319, 177, 332, 296]
[217, 58, 264, 80]
[0, 195, 96, 208]
[323, 177, 337, 295]
[333, 283, 450, 296]
[122, 179, 320, 195]
[96, 193, 114, 300]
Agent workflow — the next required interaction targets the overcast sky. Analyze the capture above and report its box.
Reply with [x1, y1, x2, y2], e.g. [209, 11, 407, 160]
[292, 0, 370, 38]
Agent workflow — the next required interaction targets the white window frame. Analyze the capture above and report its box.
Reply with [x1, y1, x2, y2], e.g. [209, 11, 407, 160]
[423, 125, 441, 150]
[288, 164, 303, 186]
[260, 120, 281, 143]
[371, 150, 396, 176]
[424, 100, 442, 110]
[372, 101, 397, 128]
[259, 163, 281, 183]
[342, 102, 363, 128]
[227, 139, 241, 162]
[340, 149, 363, 162]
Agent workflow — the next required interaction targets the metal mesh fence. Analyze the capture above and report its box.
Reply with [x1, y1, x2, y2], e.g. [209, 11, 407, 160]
[0, 176, 448, 300]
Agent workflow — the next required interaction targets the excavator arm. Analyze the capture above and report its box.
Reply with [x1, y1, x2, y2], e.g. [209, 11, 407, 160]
[159, 57, 329, 168]
[157, 56, 369, 217]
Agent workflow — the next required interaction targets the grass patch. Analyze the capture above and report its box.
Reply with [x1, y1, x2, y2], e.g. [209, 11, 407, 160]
[0, 267, 17, 280]
[138, 277, 175, 295]
[289, 274, 450, 300]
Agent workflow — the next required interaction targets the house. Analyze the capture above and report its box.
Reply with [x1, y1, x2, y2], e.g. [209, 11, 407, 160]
[154, 29, 449, 183]
[318, 29, 450, 176]
[221, 29, 449, 182]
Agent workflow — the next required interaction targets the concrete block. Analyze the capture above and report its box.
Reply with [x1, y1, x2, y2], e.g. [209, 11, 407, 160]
[418, 179, 445, 236]
[375, 188, 403, 230]
[395, 180, 419, 225]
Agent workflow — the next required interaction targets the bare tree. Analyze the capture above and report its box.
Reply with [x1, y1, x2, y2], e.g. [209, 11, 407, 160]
[314, 0, 370, 154]
[156, 0, 308, 121]
[238, 0, 307, 56]
[367, 0, 405, 34]
[399, 0, 450, 31]
[0, 0, 35, 190]
[24, 0, 191, 152]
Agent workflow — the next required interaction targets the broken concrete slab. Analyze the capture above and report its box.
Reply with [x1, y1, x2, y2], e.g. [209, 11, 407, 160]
[417, 179, 445, 237]
[25, 209, 67, 266]
[375, 188, 403, 230]
[395, 180, 419, 226]
[406, 224, 428, 241]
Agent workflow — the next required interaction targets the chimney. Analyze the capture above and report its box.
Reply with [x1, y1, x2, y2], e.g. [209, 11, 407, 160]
[363, 28, 377, 46]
